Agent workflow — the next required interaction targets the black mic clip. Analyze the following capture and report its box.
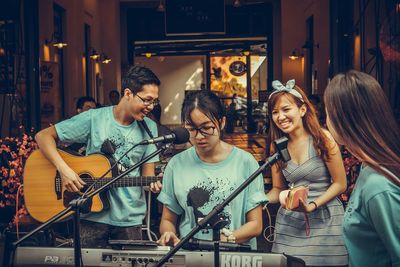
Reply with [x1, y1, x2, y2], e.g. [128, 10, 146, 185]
[101, 138, 116, 155]
[140, 127, 190, 145]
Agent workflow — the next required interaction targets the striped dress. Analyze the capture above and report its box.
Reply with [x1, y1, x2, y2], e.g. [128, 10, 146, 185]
[271, 137, 348, 266]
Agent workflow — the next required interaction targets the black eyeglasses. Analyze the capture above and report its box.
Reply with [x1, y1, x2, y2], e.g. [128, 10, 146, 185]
[135, 93, 160, 106]
[185, 125, 216, 137]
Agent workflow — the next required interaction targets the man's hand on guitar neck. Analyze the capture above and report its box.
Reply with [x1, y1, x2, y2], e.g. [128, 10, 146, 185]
[143, 162, 162, 193]
[58, 163, 86, 192]
[150, 180, 162, 193]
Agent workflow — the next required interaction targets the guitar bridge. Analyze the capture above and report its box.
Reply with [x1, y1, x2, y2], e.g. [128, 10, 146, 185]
[55, 171, 62, 200]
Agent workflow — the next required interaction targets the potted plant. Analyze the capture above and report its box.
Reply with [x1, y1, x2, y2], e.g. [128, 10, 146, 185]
[0, 133, 37, 232]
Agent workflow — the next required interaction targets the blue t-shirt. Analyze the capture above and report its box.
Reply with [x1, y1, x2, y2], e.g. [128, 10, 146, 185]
[55, 106, 159, 227]
[158, 146, 267, 249]
[343, 165, 400, 267]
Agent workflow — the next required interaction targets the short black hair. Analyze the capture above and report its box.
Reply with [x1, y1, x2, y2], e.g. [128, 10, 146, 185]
[121, 65, 160, 95]
[109, 89, 120, 98]
[76, 96, 96, 109]
[181, 90, 225, 126]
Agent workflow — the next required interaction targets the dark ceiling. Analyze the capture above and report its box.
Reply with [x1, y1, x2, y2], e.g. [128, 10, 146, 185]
[123, 0, 273, 59]
[134, 38, 268, 56]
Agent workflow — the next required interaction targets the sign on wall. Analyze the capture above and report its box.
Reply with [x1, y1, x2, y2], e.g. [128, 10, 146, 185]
[40, 61, 61, 129]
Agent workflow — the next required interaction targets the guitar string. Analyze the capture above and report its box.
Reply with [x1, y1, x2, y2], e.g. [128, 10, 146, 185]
[81, 176, 158, 189]
[80, 142, 141, 198]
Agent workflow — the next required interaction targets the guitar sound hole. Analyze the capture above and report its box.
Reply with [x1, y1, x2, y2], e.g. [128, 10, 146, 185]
[79, 173, 94, 213]
[62, 173, 93, 211]
[79, 173, 93, 194]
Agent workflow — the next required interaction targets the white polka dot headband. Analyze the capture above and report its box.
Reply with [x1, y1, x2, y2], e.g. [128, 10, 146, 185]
[268, 79, 304, 102]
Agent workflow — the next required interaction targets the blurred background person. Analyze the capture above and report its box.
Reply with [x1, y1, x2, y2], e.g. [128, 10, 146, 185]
[76, 96, 96, 114]
[308, 94, 324, 125]
[109, 89, 120, 106]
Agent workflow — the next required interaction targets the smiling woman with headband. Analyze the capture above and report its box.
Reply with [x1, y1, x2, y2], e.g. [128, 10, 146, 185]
[265, 80, 348, 266]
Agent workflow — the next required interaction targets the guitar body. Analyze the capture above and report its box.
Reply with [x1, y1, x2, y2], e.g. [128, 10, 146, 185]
[24, 149, 113, 223]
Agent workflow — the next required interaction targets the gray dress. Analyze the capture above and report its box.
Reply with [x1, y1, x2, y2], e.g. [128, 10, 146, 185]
[271, 137, 348, 266]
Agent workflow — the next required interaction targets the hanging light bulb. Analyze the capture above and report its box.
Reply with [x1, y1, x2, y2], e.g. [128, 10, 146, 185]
[89, 49, 100, 60]
[288, 49, 299, 60]
[53, 42, 67, 49]
[45, 33, 68, 49]
[101, 54, 112, 64]
[233, 0, 241, 7]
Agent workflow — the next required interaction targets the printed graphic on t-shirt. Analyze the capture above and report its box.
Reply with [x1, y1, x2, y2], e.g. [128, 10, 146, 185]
[107, 128, 137, 171]
[186, 176, 236, 229]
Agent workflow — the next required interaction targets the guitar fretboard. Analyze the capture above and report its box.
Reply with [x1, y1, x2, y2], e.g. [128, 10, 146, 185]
[81, 176, 159, 188]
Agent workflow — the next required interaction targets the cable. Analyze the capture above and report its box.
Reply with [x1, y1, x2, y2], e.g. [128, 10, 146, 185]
[56, 238, 73, 248]
[262, 202, 275, 243]
[15, 184, 23, 240]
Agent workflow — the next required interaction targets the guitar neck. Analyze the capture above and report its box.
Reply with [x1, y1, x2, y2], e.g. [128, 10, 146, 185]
[82, 176, 159, 188]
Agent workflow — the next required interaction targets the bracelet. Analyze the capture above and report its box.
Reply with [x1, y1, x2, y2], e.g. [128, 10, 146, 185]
[221, 228, 233, 237]
[227, 234, 236, 243]
[309, 201, 318, 209]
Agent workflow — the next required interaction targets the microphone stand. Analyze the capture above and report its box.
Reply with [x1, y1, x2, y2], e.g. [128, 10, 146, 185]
[156, 137, 290, 267]
[211, 216, 229, 267]
[10, 144, 169, 267]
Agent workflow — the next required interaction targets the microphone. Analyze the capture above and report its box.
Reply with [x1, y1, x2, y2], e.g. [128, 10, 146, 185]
[101, 138, 116, 155]
[140, 127, 190, 145]
[273, 136, 291, 162]
[182, 238, 251, 252]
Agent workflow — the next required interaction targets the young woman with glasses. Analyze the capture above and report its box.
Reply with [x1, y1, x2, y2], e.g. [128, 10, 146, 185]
[157, 90, 267, 249]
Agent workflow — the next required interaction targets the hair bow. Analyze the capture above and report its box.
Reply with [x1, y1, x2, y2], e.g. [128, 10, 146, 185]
[269, 79, 304, 102]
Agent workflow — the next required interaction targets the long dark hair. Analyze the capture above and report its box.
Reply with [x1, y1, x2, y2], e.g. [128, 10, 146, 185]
[267, 85, 331, 168]
[181, 90, 225, 129]
[324, 70, 400, 185]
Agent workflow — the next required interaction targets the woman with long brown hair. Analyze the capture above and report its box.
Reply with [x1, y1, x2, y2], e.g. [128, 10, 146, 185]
[266, 80, 348, 266]
[324, 70, 400, 267]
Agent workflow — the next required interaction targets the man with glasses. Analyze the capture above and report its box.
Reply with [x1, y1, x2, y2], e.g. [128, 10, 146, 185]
[35, 65, 162, 247]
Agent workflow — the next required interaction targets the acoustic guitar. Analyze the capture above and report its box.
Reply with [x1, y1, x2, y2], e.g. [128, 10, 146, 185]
[23, 149, 159, 223]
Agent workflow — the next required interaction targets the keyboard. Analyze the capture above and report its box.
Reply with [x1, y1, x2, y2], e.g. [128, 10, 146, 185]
[12, 246, 306, 266]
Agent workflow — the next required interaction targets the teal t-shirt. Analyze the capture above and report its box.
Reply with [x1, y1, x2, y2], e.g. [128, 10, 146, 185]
[158, 146, 267, 250]
[55, 106, 159, 227]
[343, 165, 400, 267]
